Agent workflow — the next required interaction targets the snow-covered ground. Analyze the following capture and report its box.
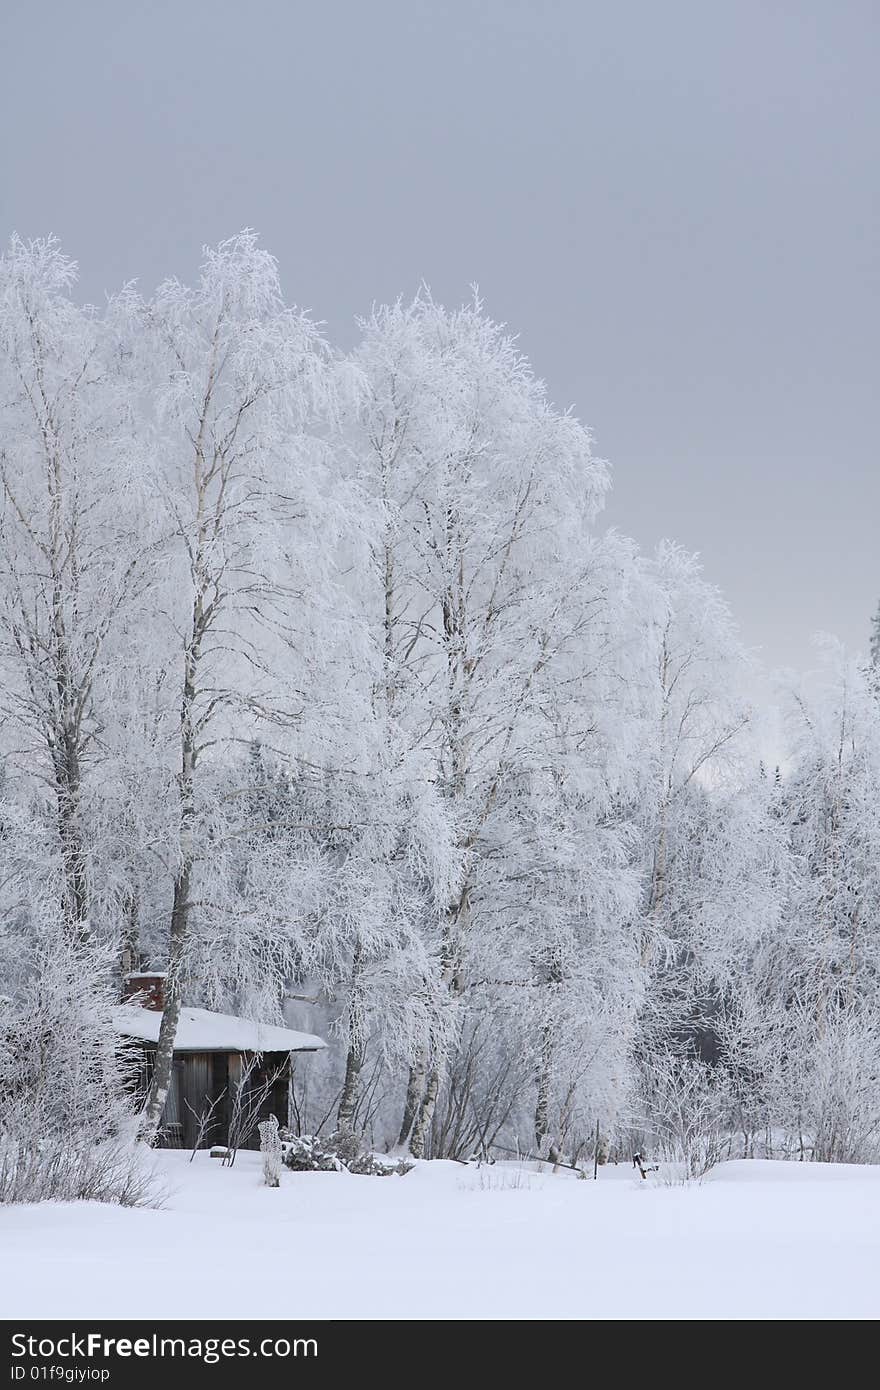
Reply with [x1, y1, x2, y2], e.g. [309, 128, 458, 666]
[2, 1152, 879, 1319]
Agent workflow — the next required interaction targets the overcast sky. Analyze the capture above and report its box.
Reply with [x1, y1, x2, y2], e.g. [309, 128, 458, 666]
[3, 1, 877, 674]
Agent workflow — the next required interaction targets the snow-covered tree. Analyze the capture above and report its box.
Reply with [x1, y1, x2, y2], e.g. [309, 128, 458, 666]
[0, 237, 146, 945]
[346, 294, 612, 1153]
[117, 233, 346, 1133]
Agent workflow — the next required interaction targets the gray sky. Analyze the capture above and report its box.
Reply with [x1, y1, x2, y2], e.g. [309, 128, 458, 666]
[3, 1, 878, 674]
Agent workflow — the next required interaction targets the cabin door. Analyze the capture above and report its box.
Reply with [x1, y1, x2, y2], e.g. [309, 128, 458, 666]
[160, 1058, 185, 1147]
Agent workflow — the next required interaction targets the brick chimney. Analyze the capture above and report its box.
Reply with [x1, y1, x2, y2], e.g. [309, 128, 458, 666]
[123, 971, 167, 1012]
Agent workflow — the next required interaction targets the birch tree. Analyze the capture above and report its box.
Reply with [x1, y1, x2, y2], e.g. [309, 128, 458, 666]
[635, 543, 755, 971]
[0, 236, 144, 945]
[125, 233, 339, 1134]
[348, 294, 611, 1153]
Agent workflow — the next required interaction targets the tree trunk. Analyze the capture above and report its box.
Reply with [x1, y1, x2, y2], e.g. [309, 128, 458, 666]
[534, 1017, 562, 1163]
[50, 636, 91, 944]
[337, 1043, 365, 1133]
[143, 865, 191, 1136]
[405, 886, 470, 1156]
[55, 768, 90, 944]
[534, 1029, 553, 1155]
[119, 885, 141, 979]
[144, 601, 201, 1138]
[408, 1063, 440, 1159]
[337, 943, 366, 1132]
[641, 816, 668, 967]
[397, 1057, 426, 1148]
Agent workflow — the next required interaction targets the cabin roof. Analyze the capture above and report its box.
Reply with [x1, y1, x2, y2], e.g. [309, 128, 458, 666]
[111, 1004, 326, 1054]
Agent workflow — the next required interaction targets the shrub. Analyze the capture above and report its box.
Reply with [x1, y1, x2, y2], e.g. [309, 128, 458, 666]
[281, 1128, 412, 1176]
[632, 1051, 730, 1184]
[0, 926, 155, 1206]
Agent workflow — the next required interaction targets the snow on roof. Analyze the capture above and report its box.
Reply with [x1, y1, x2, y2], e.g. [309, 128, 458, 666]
[112, 1004, 326, 1054]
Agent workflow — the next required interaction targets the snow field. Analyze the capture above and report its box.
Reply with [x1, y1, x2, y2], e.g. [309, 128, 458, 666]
[2, 1152, 879, 1320]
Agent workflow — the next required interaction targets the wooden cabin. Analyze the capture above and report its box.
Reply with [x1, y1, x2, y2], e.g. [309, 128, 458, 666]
[112, 973, 325, 1150]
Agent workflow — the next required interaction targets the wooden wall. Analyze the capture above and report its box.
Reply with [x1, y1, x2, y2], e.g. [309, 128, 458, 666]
[131, 1046, 293, 1149]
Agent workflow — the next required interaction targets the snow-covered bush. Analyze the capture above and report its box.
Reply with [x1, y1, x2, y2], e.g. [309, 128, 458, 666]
[807, 1009, 880, 1164]
[631, 1052, 730, 1183]
[281, 1133, 346, 1172]
[281, 1129, 412, 1176]
[764, 999, 880, 1165]
[0, 925, 154, 1206]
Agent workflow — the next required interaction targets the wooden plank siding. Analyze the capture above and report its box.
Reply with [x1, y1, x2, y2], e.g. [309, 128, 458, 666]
[127, 1042, 294, 1149]
[181, 1052, 211, 1149]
